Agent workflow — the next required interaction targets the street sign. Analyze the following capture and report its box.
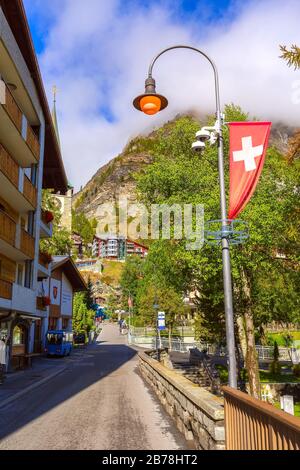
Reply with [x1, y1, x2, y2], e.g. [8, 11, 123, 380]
[157, 311, 166, 331]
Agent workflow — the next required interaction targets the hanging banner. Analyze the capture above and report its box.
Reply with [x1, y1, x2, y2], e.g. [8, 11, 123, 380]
[228, 122, 272, 220]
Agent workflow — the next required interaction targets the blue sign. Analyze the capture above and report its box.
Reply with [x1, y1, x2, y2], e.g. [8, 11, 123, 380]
[157, 311, 166, 331]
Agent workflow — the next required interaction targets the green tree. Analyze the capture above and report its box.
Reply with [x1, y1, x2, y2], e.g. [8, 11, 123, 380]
[73, 292, 95, 335]
[120, 256, 144, 312]
[72, 211, 97, 245]
[280, 44, 300, 69]
[106, 292, 121, 319]
[85, 277, 94, 310]
[40, 189, 72, 256]
[136, 108, 300, 397]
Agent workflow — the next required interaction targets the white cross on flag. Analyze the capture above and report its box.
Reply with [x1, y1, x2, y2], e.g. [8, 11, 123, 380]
[228, 122, 272, 220]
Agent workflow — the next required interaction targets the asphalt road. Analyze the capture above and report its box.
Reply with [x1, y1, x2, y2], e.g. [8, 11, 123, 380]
[0, 324, 188, 450]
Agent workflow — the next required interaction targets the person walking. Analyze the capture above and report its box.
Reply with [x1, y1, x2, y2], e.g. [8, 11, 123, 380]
[0, 334, 7, 385]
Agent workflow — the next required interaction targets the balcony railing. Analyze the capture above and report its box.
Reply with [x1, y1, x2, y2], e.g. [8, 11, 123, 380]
[20, 229, 35, 259]
[0, 209, 16, 246]
[23, 175, 37, 208]
[4, 86, 22, 132]
[26, 125, 40, 161]
[0, 143, 19, 188]
[2, 82, 40, 161]
[223, 386, 300, 450]
[0, 278, 13, 300]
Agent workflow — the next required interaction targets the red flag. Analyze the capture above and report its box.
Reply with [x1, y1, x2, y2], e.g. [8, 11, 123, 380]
[228, 122, 272, 220]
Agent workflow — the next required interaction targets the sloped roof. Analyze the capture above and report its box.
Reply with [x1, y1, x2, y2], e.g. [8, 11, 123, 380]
[0, 0, 68, 193]
[52, 256, 87, 292]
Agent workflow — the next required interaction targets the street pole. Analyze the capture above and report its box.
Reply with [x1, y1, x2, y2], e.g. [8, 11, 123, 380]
[140, 46, 238, 388]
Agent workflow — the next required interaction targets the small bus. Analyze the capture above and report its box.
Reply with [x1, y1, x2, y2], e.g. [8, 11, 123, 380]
[45, 330, 73, 357]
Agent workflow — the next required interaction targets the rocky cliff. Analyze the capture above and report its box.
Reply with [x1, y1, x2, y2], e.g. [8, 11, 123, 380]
[73, 116, 295, 222]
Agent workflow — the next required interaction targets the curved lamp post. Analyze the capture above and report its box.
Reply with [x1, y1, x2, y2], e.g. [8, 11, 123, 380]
[133, 45, 237, 388]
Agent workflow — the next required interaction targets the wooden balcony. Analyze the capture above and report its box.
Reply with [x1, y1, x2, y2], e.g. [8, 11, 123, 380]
[0, 278, 13, 300]
[4, 85, 22, 133]
[26, 125, 40, 161]
[0, 143, 19, 188]
[20, 229, 35, 259]
[23, 175, 37, 208]
[0, 209, 16, 246]
[1, 82, 40, 163]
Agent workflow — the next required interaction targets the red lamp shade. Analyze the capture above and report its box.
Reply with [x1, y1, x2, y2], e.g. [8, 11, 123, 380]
[140, 95, 162, 115]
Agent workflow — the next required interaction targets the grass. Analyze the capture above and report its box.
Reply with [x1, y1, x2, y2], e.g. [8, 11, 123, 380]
[101, 260, 124, 286]
[267, 331, 300, 347]
[260, 370, 300, 383]
[274, 402, 300, 418]
[215, 365, 300, 384]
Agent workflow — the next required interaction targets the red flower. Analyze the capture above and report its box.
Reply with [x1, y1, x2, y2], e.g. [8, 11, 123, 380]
[42, 296, 51, 307]
[44, 211, 54, 224]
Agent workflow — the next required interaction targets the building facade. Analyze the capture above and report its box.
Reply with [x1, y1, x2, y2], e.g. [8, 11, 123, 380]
[0, 1, 68, 370]
[92, 235, 148, 260]
[39, 256, 86, 333]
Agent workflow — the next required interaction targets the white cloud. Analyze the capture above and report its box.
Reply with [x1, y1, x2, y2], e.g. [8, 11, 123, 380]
[28, 0, 300, 190]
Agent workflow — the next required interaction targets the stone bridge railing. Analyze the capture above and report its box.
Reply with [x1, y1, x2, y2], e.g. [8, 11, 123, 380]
[138, 350, 225, 450]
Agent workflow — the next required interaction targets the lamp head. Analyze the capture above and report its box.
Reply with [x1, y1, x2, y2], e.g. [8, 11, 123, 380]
[133, 77, 168, 115]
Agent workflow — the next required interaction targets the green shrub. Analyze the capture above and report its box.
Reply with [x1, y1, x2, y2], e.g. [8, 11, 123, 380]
[269, 361, 281, 375]
[292, 364, 300, 377]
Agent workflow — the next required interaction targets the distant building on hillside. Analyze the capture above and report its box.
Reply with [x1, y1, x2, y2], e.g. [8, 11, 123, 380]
[92, 235, 148, 260]
[75, 259, 103, 274]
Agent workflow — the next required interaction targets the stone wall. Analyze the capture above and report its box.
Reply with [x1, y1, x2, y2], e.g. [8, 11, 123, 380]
[139, 351, 225, 450]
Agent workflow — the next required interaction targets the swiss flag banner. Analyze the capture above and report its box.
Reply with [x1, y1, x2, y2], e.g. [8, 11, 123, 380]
[228, 122, 272, 220]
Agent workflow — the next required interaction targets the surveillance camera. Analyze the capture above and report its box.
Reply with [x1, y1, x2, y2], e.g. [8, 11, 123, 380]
[192, 140, 206, 152]
[195, 129, 211, 142]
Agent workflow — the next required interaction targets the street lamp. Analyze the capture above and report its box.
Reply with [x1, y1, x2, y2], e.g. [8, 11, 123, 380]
[133, 45, 237, 388]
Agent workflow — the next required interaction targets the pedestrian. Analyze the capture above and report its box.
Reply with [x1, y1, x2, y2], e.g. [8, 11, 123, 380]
[118, 319, 123, 334]
[0, 334, 7, 385]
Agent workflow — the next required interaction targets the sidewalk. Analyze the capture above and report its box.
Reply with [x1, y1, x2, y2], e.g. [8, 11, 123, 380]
[0, 347, 86, 409]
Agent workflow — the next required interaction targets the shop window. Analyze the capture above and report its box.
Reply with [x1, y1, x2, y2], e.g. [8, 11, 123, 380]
[13, 325, 25, 345]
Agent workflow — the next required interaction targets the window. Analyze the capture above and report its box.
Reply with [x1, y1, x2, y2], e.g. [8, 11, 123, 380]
[17, 264, 23, 286]
[47, 333, 62, 345]
[24, 261, 32, 289]
[13, 325, 25, 345]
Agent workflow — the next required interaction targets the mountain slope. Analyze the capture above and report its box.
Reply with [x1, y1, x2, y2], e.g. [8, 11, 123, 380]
[73, 116, 295, 222]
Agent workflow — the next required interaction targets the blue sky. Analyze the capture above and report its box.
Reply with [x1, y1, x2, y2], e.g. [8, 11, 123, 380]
[22, 0, 300, 190]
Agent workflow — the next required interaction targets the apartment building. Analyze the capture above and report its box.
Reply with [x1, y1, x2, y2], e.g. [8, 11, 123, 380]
[0, 1, 68, 370]
[92, 235, 148, 260]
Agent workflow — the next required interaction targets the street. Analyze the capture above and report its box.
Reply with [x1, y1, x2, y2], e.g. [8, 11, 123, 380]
[0, 324, 188, 450]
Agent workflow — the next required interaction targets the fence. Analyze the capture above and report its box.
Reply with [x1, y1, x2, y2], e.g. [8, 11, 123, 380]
[223, 386, 300, 450]
[129, 326, 195, 337]
[129, 331, 296, 362]
[129, 333, 201, 353]
[255, 345, 291, 362]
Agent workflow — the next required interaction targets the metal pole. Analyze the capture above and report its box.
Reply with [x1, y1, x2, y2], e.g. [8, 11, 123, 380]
[216, 113, 238, 389]
[148, 45, 237, 388]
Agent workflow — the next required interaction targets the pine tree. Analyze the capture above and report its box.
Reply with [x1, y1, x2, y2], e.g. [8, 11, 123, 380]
[280, 44, 300, 69]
